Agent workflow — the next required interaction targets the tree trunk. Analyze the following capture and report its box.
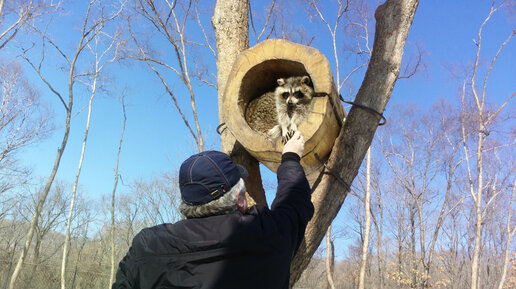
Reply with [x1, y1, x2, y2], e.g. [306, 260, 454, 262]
[358, 148, 372, 289]
[290, 0, 419, 284]
[8, 100, 72, 289]
[61, 69, 96, 289]
[470, 131, 484, 289]
[497, 179, 516, 289]
[25, 236, 42, 288]
[372, 182, 385, 289]
[410, 203, 417, 288]
[212, 0, 267, 206]
[110, 98, 127, 287]
[325, 225, 335, 289]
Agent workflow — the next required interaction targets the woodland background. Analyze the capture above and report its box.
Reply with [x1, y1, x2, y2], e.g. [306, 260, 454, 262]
[0, 0, 515, 288]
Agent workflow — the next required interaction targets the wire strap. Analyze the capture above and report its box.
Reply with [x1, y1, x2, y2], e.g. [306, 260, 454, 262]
[315, 92, 386, 126]
[216, 122, 226, 135]
[314, 153, 351, 191]
[339, 94, 386, 126]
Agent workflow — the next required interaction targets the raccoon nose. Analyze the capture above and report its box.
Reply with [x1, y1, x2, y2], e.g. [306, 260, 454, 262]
[287, 99, 293, 105]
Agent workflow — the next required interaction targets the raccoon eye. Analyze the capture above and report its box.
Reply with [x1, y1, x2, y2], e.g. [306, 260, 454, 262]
[282, 92, 289, 99]
[294, 91, 304, 99]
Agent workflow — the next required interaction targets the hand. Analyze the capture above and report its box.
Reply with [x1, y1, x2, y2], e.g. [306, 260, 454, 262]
[282, 131, 305, 158]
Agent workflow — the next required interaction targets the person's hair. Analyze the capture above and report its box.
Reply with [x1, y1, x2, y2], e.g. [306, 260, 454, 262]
[179, 178, 246, 218]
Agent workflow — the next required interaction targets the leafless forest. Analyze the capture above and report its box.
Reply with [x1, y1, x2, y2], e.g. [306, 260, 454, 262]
[0, 0, 514, 289]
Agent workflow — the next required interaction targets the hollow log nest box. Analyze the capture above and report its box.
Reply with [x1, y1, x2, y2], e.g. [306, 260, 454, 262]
[222, 39, 345, 184]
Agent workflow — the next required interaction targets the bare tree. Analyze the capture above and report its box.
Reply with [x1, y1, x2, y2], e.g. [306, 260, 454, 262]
[306, 0, 349, 92]
[132, 174, 183, 226]
[8, 1, 124, 287]
[358, 147, 372, 289]
[60, 25, 122, 289]
[497, 178, 516, 289]
[18, 181, 70, 288]
[248, 0, 277, 43]
[379, 105, 465, 288]
[110, 96, 127, 287]
[0, 197, 26, 289]
[368, 149, 386, 289]
[127, 0, 211, 152]
[0, 61, 52, 194]
[461, 2, 515, 288]
[0, 0, 58, 50]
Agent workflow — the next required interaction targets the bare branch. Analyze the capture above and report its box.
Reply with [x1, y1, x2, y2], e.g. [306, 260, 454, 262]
[252, 0, 276, 43]
[199, 78, 217, 89]
[28, 22, 71, 65]
[460, 80, 478, 203]
[470, 1, 503, 115]
[340, 62, 368, 89]
[195, 4, 216, 59]
[397, 43, 422, 79]
[20, 53, 68, 111]
[127, 18, 200, 149]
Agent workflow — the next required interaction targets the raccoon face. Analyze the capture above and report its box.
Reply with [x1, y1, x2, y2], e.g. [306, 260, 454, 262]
[280, 90, 306, 106]
[276, 76, 314, 106]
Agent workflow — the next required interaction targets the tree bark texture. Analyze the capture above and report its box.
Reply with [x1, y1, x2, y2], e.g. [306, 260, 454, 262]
[325, 225, 336, 289]
[290, 0, 419, 284]
[212, 0, 267, 206]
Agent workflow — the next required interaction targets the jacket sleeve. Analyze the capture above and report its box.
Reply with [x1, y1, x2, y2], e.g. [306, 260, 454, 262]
[270, 152, 314, 257]
[111, 248, 134, 289]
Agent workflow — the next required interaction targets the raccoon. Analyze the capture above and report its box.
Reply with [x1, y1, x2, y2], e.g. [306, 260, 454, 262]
[245, 91, 277, 134]
[268, 75, 315, 143]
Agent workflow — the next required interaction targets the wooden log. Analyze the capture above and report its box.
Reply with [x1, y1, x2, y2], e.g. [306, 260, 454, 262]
[222, 39, 345, 184]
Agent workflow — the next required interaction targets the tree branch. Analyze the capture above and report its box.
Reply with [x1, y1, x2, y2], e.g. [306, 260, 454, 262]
[290, 0, 419, 284]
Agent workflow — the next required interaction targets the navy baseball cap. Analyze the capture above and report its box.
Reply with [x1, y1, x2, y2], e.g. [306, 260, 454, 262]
[179, 151, 248, 206]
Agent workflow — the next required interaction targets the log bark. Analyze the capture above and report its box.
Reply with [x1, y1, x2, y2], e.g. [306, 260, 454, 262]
[212, 0, 267, 206]
[290, 0, 419, 284]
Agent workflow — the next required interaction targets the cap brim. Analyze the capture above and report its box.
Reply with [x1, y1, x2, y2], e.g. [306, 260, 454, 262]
[236, 164, 249, 179]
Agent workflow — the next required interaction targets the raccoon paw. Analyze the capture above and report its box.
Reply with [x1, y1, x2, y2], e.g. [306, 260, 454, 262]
[282, 130, 295, 144]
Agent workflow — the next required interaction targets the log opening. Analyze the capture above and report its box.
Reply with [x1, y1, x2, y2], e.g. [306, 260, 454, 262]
[241, 59, 311, 134]
[223, 39, 344, 183]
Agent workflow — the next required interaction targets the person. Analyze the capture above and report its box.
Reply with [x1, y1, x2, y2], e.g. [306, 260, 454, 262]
[112, 131, 314, 289]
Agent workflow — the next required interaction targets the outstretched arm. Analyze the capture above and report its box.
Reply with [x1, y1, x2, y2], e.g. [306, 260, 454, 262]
[271, 132, 314, 256]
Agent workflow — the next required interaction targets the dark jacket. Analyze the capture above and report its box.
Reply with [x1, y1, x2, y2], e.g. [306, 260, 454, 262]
[112, 153, 314, 289]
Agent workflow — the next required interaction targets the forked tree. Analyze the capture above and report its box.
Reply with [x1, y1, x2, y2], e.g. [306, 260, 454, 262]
[212, 0, 419, 285]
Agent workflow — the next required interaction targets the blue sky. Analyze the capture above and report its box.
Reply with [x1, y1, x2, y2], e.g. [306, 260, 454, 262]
[4, 0, 514, 249]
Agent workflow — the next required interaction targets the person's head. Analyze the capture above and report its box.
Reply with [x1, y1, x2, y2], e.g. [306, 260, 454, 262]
[178, 151, 248, 218]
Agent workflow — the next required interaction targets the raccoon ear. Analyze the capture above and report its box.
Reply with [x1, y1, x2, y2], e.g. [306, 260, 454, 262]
[301, 76, 311, 85]
[277, 78, 285, 86]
